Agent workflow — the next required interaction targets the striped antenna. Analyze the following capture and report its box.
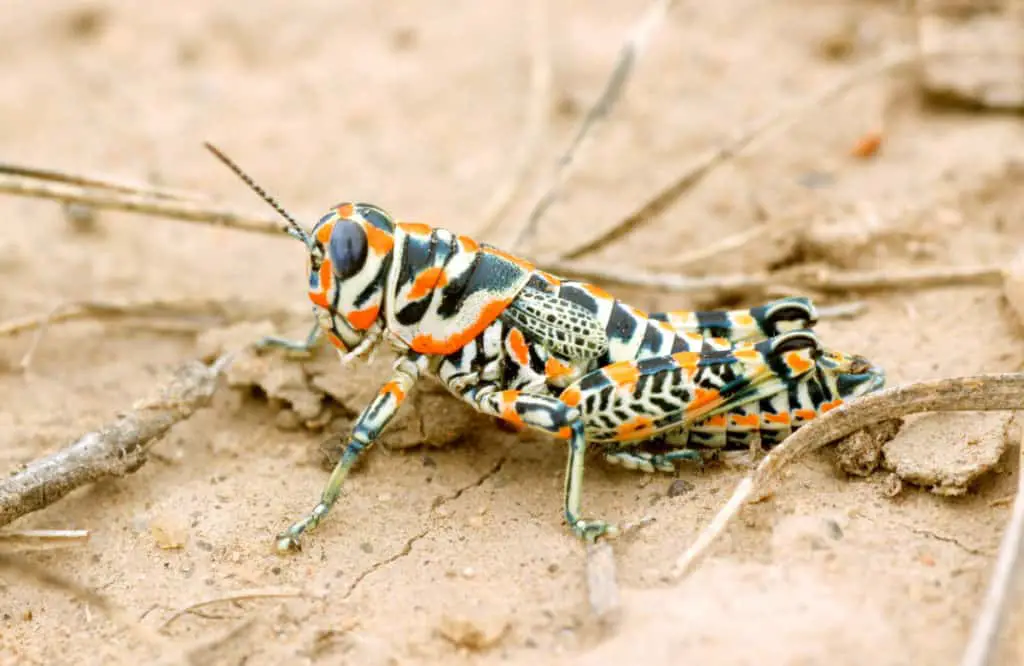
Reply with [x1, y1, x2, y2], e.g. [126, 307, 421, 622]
[203, 142, 314, 248]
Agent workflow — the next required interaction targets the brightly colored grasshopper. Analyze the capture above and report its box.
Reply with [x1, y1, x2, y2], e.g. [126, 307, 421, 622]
[205, 144, 886, 552]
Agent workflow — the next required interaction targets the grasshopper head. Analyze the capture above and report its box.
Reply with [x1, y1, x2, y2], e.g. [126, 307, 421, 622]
[204, 142, 395, 355]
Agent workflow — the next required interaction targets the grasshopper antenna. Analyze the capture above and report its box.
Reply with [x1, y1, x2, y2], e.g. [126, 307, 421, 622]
[203, 141, 314, 249]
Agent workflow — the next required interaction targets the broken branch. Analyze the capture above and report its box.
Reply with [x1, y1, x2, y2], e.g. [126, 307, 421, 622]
[0, 356, 229, 528]
[670, 373, 1024, 582]
[959, 425, 1024, 666]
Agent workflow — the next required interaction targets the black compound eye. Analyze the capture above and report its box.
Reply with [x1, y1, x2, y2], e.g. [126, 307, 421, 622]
[327, 220, 368, 279]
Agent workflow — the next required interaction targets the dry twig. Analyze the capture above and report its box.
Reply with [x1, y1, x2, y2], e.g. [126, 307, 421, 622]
[0, 356, 229, 528]
[0, 161, 205, 202]
[548, 260, 1003, 296]
[960, 427, 1024, 666]
[510, 0, 679, 250]
[160, 587, 322, 630]
[0, 173, 283, 236]
[474, 0, 552, 240]
[0, 529, 90, 549]
[557, 45, 923, 261]
[670, 373, 1024, 582]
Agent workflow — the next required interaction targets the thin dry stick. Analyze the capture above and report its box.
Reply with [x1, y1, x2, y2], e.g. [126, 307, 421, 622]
[0, 355, 229, 527]
[0, 296, 306, 338]
[0, 529, 90, 549]
[547, 260, 1004, 295]
[0, 174, 284, 236]
[959, 428, 1024, 666]
[474, 0, 552, 240]
[160, 587, 320, 630]
[670, 373, 1024, 582]
[558, 45, 922, 261]
[0, 162, 205, 202]
[510, 0, 679, 250]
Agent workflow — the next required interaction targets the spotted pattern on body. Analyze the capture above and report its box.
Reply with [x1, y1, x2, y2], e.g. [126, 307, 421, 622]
[204, 144, 885, 551]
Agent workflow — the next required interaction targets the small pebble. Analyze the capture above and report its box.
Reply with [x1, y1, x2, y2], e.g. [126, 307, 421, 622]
[667, 479, 694, 497]
[359, 542, 374, 554]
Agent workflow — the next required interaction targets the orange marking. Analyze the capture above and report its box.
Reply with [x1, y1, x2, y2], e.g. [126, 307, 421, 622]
[545, 357, 573, 381]
[537, 270, 561, 285]
[763, 412, 791, 425]
[483, 246, 534, 271]
[398, 222, 433, 235]
[556, 426, 572, 439]
[410, 298, 510, 355]
[616, 415, 654, 440]
[508, 329, 529, 366]
[703, 414, 727, 428]
[559, 386, 582, 407]
[308, 260, 334, 309]
[458, 235, 480, 252]
[784, 351, 813, 374]
[734, 348, 761, 361]
[499, 390, 524, 428]
[582, 283, 613, 300]
[604, 362, 640, 393]
[309, 289, 330, 309]
[381, 380, 406, 403]
[629, 305, 648, 318]
[365, 224, 394, 255]
[794, 408, 816, 421]
[820, 399, 843, 413]
[671, 351, 701, 368]
[407, 267, 448, 301]
[689, 387, 720, 410]
[326, 330, 347, 351]
[347, 304, 379, 330]
[730, 413, 760, 428]
[335, 203, 354, 218]
[733, 313, 755, 327]
[851, 131, 883, 159]
[315, 219, 335, 244]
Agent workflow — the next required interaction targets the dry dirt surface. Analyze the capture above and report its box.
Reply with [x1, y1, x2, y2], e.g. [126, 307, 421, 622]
[2, 2, 1024, 665]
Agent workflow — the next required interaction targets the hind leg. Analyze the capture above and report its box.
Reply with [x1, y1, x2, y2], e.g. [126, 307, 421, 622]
[465, 387, 617, 541]
[602, 447, 704, 474]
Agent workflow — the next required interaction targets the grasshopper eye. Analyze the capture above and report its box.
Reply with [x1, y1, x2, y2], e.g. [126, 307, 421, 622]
[327, 220, 368, 279]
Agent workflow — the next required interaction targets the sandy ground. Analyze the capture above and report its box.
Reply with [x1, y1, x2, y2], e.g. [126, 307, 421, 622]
[2, 1, 1024, 664]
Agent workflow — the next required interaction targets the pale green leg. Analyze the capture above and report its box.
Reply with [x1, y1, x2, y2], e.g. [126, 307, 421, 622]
[276, 355, 422, 552]
[257, 319, 322, 354]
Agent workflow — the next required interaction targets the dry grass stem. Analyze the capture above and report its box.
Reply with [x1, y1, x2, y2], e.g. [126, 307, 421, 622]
[558, 45, 925, 261]
[0, 529, 90, 549]
[670, 373, 1024, 582]
[959, 427, 1024, 666]
[547, 260, 1003, 295]
[474, 0, 552, 240]
[510, 0, 679, 250]
[0, 161, 206, 201]
[0, 173, 283, 236]
[0, 356, 229, 528]
[160, 587, 321, 630]
[0, 296, 304, 339]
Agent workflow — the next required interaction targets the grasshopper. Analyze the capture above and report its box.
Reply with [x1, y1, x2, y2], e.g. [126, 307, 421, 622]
[205, 143, 885, 552]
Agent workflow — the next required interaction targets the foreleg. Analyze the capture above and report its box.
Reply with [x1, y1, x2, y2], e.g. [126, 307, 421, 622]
[276, 353, 427, 551]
